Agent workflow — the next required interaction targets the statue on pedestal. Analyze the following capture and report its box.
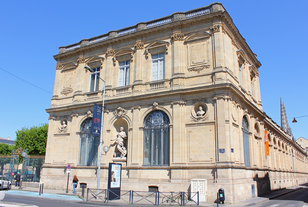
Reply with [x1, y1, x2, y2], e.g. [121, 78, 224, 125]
[111, 127, 127, 158]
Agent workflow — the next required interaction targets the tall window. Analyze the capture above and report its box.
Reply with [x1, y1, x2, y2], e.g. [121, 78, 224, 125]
[79, 118, 99, 166]
[143, 111, 170, 166]
[250, 75, 254, 97]
[239, 62, 243, 85]
[118, 60, 130, 87]
[243, 116, 250, 167]
[151, 53, 165, 81]
[90, 67, 100, 92]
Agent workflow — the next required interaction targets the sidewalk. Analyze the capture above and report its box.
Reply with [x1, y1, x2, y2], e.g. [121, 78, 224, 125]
[0, 185, 304, 207]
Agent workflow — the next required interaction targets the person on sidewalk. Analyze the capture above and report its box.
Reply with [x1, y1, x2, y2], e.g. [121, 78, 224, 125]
[73, 175, 79, 194]
[15, 172, 21, 186]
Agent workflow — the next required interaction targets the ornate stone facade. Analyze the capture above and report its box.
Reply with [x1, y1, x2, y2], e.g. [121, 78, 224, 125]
[42, 3, 308, 204]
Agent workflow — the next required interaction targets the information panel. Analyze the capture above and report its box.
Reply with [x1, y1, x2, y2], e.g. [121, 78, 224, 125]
[108, 163, 122, 200]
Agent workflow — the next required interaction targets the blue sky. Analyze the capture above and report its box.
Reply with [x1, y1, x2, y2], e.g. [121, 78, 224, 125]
[0, 0, 307, 141]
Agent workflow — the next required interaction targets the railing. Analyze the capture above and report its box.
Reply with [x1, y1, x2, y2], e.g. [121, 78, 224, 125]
[186, 9, 210, 19]
[86, 188, 199, 206]
[150, 81, 165, 90]
[115, 86, 130, 95]
[118, 28, 136, 36]
[148, 18, 172, 29]
[86, 188, 107, 203]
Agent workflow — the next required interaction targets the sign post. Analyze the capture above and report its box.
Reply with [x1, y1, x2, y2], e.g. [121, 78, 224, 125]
[66, 164, 71, 193]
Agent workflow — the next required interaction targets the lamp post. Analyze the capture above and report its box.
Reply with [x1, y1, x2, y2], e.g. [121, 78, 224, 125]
[20, 150, 27, 189]
[85, 65, 105, 190]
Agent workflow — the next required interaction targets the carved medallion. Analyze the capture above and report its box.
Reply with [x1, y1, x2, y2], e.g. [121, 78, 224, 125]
[113, 107, 126, 118]
[191, 103, 208, 122]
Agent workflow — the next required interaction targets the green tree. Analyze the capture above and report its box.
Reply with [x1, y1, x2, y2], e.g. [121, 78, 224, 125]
[0, 143, 14, 155]
[15, 124, 48, 155]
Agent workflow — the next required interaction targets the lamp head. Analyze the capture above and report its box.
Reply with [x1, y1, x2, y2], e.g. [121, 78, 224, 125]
[84, 65, 94, 72]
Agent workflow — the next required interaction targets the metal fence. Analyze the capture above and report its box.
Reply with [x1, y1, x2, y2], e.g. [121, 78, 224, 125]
[0, 155, 45, 183]
[86, 188, 199, 206]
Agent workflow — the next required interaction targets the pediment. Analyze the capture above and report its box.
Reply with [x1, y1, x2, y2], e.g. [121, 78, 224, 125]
[58, 62, 78, 72]
[113, 48, 134, 65]
[145, 40, 169, 59]
[236, 49, 246, 63]
[85, 55, 105, 67]
[184, 31, 211, 44]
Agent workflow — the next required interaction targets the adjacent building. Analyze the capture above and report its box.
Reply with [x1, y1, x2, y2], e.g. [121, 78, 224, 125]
[41, 3, 308, 203]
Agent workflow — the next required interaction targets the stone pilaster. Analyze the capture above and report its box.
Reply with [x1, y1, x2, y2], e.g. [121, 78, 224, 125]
[211, 24, 225, 70]
[171, 31, 185, 88]
[133, 41, 144, 92]
[105, 47, 115, 89]
[130, 106, 142, 165]
[214, 95, 231, 163]
[171, 100, 186, 164]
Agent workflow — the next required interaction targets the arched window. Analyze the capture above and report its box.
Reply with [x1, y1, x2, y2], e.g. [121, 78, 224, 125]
[143, 111, 170, 166]
[79, 118, 99, 166]
[243, 116, 250, 167]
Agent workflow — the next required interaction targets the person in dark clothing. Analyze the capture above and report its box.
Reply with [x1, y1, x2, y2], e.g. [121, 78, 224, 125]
[73, 175, 79, 194]
[15, 172, 21, 186]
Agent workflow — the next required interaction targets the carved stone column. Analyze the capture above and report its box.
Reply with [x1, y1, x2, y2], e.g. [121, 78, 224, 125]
[211, 24, 225, 70]
[133, 41, 144, 93]
[171, 31, 185, 88]
[105, 47, 115, 89]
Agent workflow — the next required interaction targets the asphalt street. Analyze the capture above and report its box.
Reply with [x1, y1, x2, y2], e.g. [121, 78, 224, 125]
[4, 194, 107, 207]
[253, 187, 308, 207]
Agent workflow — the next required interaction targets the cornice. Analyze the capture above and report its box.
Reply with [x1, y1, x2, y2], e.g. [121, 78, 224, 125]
[53, 3, 225, 60]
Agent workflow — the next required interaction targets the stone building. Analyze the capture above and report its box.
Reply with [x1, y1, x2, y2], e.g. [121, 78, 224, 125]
[41, 3, 308, 203]
[296, 137, 308, 151]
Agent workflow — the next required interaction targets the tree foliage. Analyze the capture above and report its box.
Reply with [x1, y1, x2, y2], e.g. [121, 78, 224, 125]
[15, 124, 48, 155]
[0, 143, 14, 155]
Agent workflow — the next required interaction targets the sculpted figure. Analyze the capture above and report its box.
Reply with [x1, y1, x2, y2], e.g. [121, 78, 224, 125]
[196, 106, 205, 116]
[58, 120, 68, 133]
[111, 127, 127, 158]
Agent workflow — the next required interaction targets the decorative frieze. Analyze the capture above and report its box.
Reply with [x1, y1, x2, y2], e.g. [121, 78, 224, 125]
[106, 48, 115, 57]
[60, 86, 73, 96]
[134, 41, 144, 50]
[171, 32, 184, 42]
[211, 24, 221, 33]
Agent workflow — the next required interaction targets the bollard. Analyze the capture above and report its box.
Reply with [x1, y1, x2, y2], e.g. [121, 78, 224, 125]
[1, 181, 3, 191]
[42, 183, 44, 194]
[39, 184, 41, 195]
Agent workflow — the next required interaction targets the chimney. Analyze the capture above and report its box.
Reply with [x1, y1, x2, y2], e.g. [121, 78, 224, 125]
[7, 137, 10, 140]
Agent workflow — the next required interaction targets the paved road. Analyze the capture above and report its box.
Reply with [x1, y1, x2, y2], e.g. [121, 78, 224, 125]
[254, 187, 308, 207]
[4, 194, 108, 207]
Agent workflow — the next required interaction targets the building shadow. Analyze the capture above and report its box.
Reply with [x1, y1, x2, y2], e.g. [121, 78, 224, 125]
[253, 173, 271, 196]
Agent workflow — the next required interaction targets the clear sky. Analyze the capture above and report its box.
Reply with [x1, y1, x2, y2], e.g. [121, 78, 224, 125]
[0, 0, 307, 141]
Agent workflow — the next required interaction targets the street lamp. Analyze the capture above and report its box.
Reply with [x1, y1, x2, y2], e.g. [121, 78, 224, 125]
[20, 150, 27, 189]
[84, 64, 106, 190]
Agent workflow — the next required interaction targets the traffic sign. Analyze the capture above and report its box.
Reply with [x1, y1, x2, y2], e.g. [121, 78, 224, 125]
[67, 164, 71, 169]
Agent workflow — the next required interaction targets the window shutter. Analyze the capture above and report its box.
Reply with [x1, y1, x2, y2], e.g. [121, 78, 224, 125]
[152, 60, 158, 81]
[158, 58, 164, 80]
[125, 66, 130, 86]
[118, 68, 124, 87]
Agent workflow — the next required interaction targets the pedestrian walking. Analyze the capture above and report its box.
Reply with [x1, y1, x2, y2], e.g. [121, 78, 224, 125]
[15, 172, 21, 186]
[73, 175, 79, 194]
